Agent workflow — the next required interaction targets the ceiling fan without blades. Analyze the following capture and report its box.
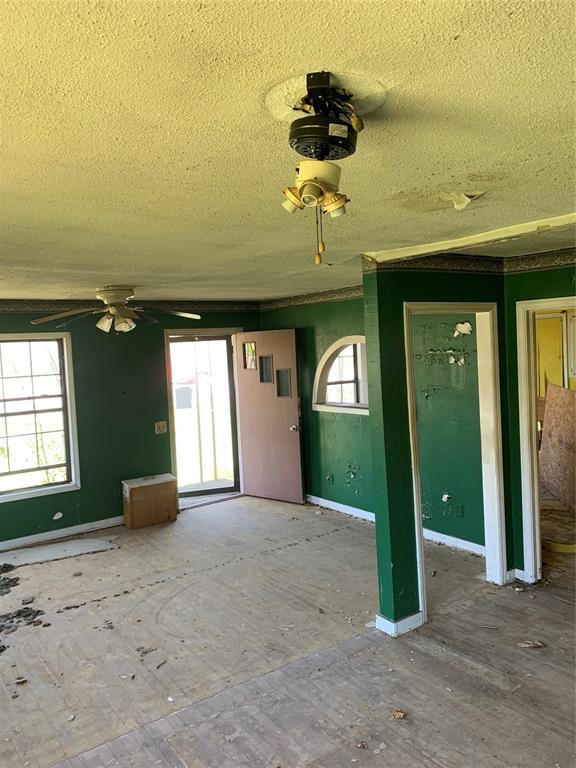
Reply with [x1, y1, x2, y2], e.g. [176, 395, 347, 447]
[30, 286, 202, 333]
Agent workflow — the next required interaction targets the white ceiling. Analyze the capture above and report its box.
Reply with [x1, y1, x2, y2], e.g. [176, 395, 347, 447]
[1, 0, 574, 300]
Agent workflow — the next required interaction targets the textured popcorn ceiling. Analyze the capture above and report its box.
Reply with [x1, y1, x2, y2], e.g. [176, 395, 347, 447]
[1, 0, 574, 300]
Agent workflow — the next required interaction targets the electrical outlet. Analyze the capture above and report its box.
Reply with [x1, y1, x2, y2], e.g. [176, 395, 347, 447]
[154, 420, 167, 435]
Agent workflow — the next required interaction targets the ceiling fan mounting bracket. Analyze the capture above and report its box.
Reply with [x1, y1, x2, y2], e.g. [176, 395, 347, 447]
[289, 71, 358, 161]
[96, 286, 135, 305]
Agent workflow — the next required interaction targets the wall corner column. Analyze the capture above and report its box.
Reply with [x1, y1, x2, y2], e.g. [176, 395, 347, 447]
[362, 267, 425, 635]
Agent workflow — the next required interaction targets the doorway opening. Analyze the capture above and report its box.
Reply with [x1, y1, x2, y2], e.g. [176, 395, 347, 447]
[166, 332, 239, 497]
[404, 302, 506, 625]
[517, 298, 576, 583]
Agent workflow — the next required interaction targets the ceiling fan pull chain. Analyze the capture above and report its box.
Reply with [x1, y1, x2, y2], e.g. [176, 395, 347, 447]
[315, 205, 323, 266]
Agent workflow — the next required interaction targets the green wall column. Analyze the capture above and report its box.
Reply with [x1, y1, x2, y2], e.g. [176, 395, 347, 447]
[363, 270, 422, 633]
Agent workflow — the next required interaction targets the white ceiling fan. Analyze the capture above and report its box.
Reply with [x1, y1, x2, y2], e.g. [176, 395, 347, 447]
[30, 286, 201, 333]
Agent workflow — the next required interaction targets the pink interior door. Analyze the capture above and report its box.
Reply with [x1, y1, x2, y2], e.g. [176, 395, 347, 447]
[234, 330, 303, 503]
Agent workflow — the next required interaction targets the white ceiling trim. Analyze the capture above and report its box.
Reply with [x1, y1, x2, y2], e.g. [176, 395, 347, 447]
[364, 213, 576, 262]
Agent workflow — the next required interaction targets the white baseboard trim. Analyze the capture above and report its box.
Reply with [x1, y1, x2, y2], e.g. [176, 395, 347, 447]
[423, 528, 485, 556]
[375, 611, 424, 637]
[507, 568, 537, 584]
[0, 516, 124, 552]
[306, 495, 375, 522]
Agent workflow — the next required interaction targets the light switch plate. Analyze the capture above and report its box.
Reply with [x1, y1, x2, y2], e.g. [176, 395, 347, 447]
[154, 420, 167, 435]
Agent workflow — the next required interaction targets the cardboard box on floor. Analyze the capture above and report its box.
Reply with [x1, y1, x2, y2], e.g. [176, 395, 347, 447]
[122, 473, 178, 529]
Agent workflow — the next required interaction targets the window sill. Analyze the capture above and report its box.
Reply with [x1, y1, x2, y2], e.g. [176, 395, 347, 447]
[313, 403, 369, 416]
[0, 482, 81, 505]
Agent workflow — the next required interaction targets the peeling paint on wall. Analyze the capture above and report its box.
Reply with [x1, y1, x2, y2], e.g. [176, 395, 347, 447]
[453, 321, 473, 337]
[411, 313, 485, 545]
[419, 348, 469, 366]
[344, 463, 362, 496]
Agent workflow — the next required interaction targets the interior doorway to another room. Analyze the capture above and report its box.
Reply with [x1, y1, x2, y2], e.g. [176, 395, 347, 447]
[404, 302, 506, 624]
[517, 299, 576, 582]
[166, 332, 239, 497]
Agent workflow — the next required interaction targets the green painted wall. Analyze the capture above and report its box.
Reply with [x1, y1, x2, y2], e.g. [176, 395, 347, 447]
[2, 261, 573, 586]
[504, 265, 576, 569]
[363, 272, 420, 620]
[0, 310, 259, 543]
[360, 261, 575, 619]
[261, 298, 373, 511]
[411, 313, 484, 545]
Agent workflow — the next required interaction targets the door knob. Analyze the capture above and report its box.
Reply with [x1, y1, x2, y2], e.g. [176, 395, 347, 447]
[289, 424, 300, 432]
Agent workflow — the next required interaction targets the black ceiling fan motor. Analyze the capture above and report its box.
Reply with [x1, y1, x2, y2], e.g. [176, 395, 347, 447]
[289, 71, 358, 161]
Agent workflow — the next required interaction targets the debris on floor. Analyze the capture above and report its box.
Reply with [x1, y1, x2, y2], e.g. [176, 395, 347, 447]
[392, 708, 407, 720]
[0, 606, 45, 635]
[0, 574, 20, 596]
[57, 603, 87, 613]
[517, 639, 546, 649]
[137, 646, 157, 657]
[0, 563, 16, 574]
[21, 596, 35, 605]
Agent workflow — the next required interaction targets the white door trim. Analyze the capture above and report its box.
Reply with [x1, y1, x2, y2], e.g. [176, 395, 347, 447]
[404, 302, 507, 589]
[516, 297, 576, 583]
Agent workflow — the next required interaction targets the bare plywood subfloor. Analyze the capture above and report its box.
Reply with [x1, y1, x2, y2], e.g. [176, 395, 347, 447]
[1, 497, 573, 768]
[56, 601, 576, 768]
[1, 537, 119, 567]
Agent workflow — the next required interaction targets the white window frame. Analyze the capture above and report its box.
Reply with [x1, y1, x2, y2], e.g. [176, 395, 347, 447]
[312, 335, 369, 416]
[0, 332, 81, 504]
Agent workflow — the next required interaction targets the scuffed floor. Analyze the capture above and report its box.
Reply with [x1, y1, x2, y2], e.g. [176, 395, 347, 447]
[0, 498, 573, 767]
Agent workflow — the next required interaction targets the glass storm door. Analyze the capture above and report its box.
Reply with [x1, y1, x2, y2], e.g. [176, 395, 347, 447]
[168, 335, 239, 496]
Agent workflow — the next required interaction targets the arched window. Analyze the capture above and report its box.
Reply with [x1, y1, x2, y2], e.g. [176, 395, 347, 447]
[312, 336, 369, 415]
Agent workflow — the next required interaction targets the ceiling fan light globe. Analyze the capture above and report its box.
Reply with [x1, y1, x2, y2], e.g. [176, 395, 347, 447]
[114, 316, 136, 333]
[323, 192, 348, 217]
[96, 314, 114, 333]
[282, 186, 303, 212]
[282, 198, 300, 213]
[299, 182, 325, 207]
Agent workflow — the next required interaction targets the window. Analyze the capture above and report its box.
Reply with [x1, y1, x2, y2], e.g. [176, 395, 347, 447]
[313, 336, 369, 415]
[0, 334, 79, 502]
[242, 341, 256, 369]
